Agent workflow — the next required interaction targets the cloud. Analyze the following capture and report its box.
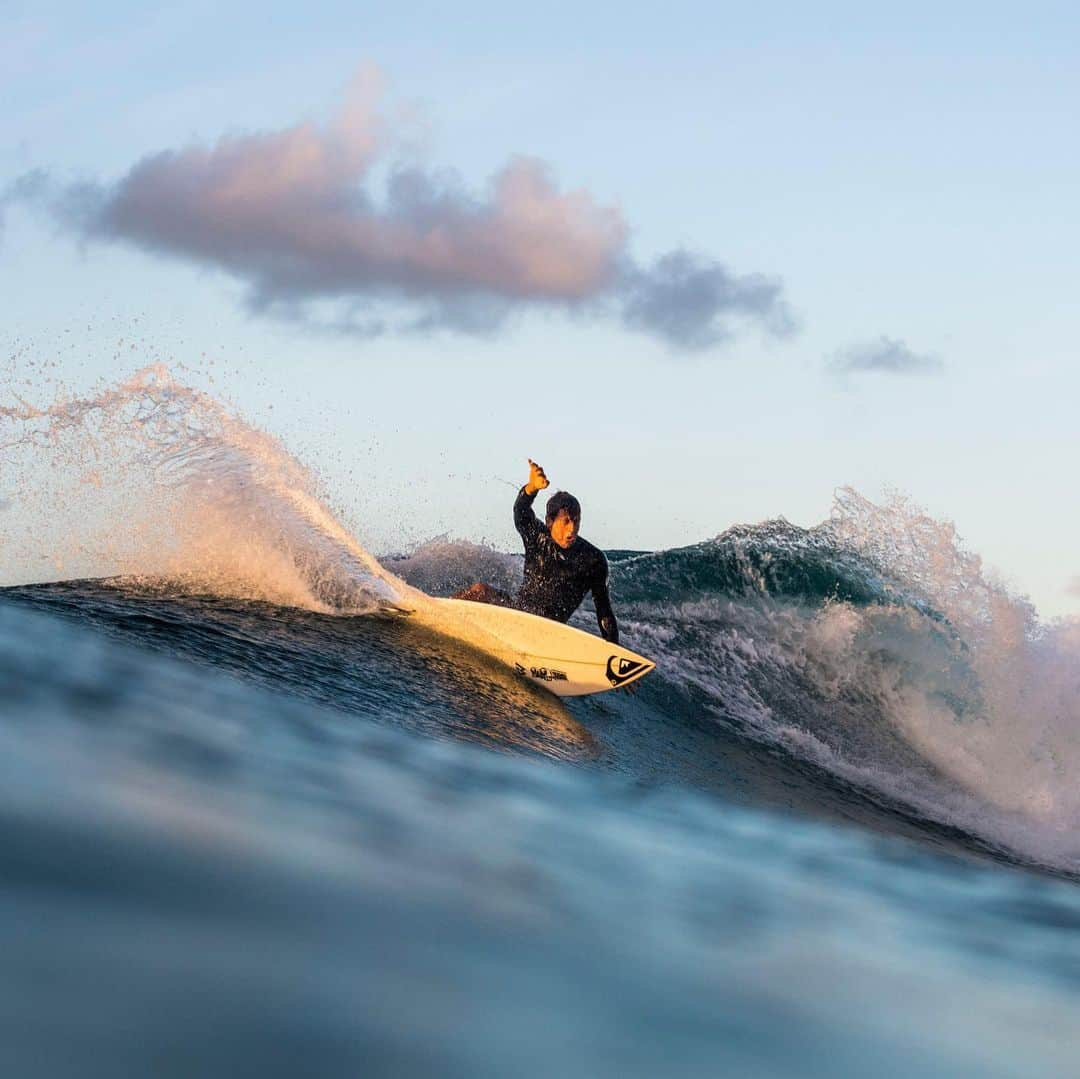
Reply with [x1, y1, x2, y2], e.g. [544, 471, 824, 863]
[828, 336, 944, 376]
[1066, 577, 1080, 597]
[621, 251, 796, 351]
[0, 169, 49, 239]
[8, 71, 796, 351]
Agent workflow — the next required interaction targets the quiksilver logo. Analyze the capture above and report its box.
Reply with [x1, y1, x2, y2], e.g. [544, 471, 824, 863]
[606, 656, 648, 687]
[529, 666, 568, 682]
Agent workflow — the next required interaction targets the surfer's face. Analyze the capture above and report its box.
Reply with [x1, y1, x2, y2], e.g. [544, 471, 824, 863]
[549, 509, 579, 549]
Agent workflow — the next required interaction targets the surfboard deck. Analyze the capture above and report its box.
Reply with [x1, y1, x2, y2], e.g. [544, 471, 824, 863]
[402, 597, 655, 697]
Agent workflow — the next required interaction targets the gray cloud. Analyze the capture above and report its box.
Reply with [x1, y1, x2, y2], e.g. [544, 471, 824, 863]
[0, 169, 48, 238]
[828, 336, 944, 376]
[621, 251, 796, 351]
[8, 74, 796, 351]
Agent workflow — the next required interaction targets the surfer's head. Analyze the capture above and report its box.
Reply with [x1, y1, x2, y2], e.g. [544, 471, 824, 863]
[546, 491, 581, 549]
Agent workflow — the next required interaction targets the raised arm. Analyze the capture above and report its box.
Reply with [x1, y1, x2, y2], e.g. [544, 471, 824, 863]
[592, 556, 619, 644]
[514, 458, 549, 544]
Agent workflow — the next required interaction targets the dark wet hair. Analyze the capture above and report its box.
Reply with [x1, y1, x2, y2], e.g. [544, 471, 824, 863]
[545, 490, 581, 525]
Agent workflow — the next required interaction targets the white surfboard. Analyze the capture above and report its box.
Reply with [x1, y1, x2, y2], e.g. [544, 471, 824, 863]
[404, 597, 655, 697]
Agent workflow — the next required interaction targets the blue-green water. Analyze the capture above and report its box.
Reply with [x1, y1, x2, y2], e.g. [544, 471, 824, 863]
[4, 543, 1080, 1078]
[3, 370, 1080, 1076]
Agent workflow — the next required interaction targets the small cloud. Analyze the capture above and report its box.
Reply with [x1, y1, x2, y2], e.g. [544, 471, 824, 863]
[619, 250, 796, 352]
[1065, 577, 1080, 597]
[10, 69, 797, 352]
[827, 336, 944, 376]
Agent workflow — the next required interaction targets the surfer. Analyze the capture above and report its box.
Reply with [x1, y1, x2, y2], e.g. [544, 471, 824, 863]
[453, 459, 619, 643]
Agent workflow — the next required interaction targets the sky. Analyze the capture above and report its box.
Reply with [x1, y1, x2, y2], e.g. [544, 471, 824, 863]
[2, 1, 1080, 614]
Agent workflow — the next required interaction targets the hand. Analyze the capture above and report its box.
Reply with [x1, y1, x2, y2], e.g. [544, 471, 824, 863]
[525, 458, 550, 496]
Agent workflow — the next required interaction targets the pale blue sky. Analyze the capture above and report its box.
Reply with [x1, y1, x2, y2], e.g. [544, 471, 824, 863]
[3, 2, 1079, 614]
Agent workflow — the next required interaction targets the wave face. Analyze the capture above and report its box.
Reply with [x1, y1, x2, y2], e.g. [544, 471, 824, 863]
[4, 367, 1080, 1074]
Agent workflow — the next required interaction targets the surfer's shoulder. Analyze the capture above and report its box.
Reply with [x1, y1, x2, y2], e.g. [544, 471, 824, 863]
[575, 536, 605, 564]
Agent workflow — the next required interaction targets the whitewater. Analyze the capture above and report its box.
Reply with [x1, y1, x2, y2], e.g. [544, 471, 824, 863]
[3, 365, 1080, 1076]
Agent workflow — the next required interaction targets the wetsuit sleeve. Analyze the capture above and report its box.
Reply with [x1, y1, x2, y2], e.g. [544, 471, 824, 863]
[592, 555, 619, 644]
[513, 486, 543, 549]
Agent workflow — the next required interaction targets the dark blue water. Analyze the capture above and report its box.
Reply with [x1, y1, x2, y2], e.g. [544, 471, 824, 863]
[3, 557, 1080, 1078]
[3, 369, 1080, 1076]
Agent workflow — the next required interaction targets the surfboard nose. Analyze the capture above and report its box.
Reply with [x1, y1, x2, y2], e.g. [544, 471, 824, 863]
[605, 655, 654, 687]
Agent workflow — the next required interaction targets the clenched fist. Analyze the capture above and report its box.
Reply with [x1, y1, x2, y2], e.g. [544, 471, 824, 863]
[524, 458, 550, 496]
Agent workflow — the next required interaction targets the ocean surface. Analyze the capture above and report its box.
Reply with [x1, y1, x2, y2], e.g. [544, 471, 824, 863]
[2, 366, 1080, 1077]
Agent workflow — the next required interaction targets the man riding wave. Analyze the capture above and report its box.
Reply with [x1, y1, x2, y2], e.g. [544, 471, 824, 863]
[453, 459, 619, 643]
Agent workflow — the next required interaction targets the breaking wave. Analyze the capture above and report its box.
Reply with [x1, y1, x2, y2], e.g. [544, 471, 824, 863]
[3, 365, 1080, 873]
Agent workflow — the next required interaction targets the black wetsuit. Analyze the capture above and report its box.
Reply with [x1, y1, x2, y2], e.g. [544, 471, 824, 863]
[513, 486, 619, 644]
